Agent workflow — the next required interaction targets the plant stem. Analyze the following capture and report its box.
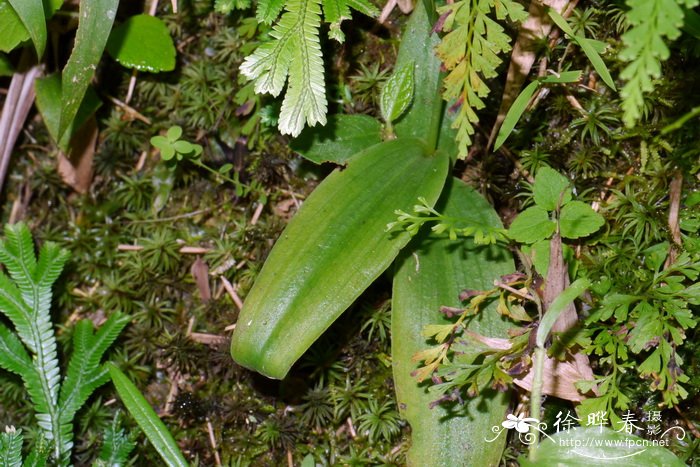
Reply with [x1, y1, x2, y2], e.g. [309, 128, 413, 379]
[529, 345, 546, 461]
[190, 159, 260, 194]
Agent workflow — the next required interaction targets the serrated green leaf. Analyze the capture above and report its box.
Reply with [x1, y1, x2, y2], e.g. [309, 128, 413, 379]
[59, 313, 131, 427]
[107, 363, 188, 467]
[393, 178, 514, 466]
[392, 1, 457, 156]
[231, 138, 449, 378]
[559, 201, 604, 239]
[536, 278, 590, 347]
[508, 206, 556, 244]
[533, 166, 572, 211]
[106, 15, 176, 72]
[241, 0, 327, 137]
[256, 0, 285, 24]
[290, 114, 382, 164]
[380, 61, 414, 124]
[619, 0, 686, 127]
[0, 426, 23, 467]
[436, 0, 526, 157]
[521, 427, 685, 466]
[58, 0, 118, 141]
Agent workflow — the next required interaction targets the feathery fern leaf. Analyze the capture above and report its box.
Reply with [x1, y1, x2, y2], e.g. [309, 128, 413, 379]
[242, 0, 327, 137]
[23, 435, 51, 467]
[0, 224, 66, 460]
[59, 313, 131, 427]
[0, 426, 23, 467]
[322, 0, 378, 41]
[256, 0, 286, 24]
[94, 414, 136, 466]
[0, 223, 130, 465]
[619, 0, 698, 127]
[244, 0, 376, 136]
[436, 0, 527, 158]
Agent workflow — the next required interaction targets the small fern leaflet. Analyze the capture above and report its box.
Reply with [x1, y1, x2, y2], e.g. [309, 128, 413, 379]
[619, 0, 698, 127]
[0, 426, 23, 467]
[436, 0, 527, 158]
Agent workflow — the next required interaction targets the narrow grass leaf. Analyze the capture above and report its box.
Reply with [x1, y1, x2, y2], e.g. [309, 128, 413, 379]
[58, 0, 118, 141]
[107, 363, 188, 467]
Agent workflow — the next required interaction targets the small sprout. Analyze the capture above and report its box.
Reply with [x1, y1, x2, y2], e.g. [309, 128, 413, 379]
[150, 126, 203, 161]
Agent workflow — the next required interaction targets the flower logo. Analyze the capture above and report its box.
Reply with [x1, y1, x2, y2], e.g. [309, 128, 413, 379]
[502, 413, 539, 433]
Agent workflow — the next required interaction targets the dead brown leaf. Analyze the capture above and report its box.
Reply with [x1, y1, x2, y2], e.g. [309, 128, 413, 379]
[191, 257, 211, 302]
[513, 353, 594, 401]
[57, 116, 98, 194]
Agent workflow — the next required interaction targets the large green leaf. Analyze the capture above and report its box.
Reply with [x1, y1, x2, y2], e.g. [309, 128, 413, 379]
[35, 73, 101, 151]
[231, 138, 449, 378]
[106, 14, 176, 72]
[521, 426, 686, 466]
[58, 0, 118, 141]
[7, 0, 45, 58]
[392, 178, 514, 467]
[0, 0, 61, 54]
[0, 0, 30, 53]
[393, 0, 451, 153]
[290, 113, 382, 165]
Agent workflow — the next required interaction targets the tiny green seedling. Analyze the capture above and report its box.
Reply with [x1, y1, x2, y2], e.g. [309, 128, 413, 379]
[150, 125, 203, 161]
[151, 125, 267, 203]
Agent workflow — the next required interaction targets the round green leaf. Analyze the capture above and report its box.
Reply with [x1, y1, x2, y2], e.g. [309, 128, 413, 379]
[172, 140, 194, 154]
[160, 145, 175, 161]
[534, 166, 572, 211]
[150, 135, 169, 150]
[106, 14, 176, 72]
[508, 206, 556, 244]
[166, 125, 182, 141]
[559, 201, 604, 239]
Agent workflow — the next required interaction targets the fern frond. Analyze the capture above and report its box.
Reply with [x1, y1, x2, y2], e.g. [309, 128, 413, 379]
[94, 413, 136, 466]
[257, 0, 286, 24]
[23, 435, 51, 467]
[0, 426, 23, 467]
[241, 0, 328, 136]
[0, 223, 68, 463]
[436, 0, 527, 158]
[322, 0, 377, 41]
[619, 0, 696, 127]
[59, 313, 131, 424]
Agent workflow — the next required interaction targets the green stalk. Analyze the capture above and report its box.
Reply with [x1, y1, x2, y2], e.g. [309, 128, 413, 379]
[528, 345, 546, 461]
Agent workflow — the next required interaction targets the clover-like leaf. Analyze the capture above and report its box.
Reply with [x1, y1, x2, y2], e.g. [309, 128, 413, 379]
[559, 201, 604, 239]
[508, 206, 556, 244]
[166, 125, 182, 142]
[533, 166, 572, 211]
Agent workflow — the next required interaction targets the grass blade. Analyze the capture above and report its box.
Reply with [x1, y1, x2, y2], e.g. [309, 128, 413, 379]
[107, 363, 188, 467]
